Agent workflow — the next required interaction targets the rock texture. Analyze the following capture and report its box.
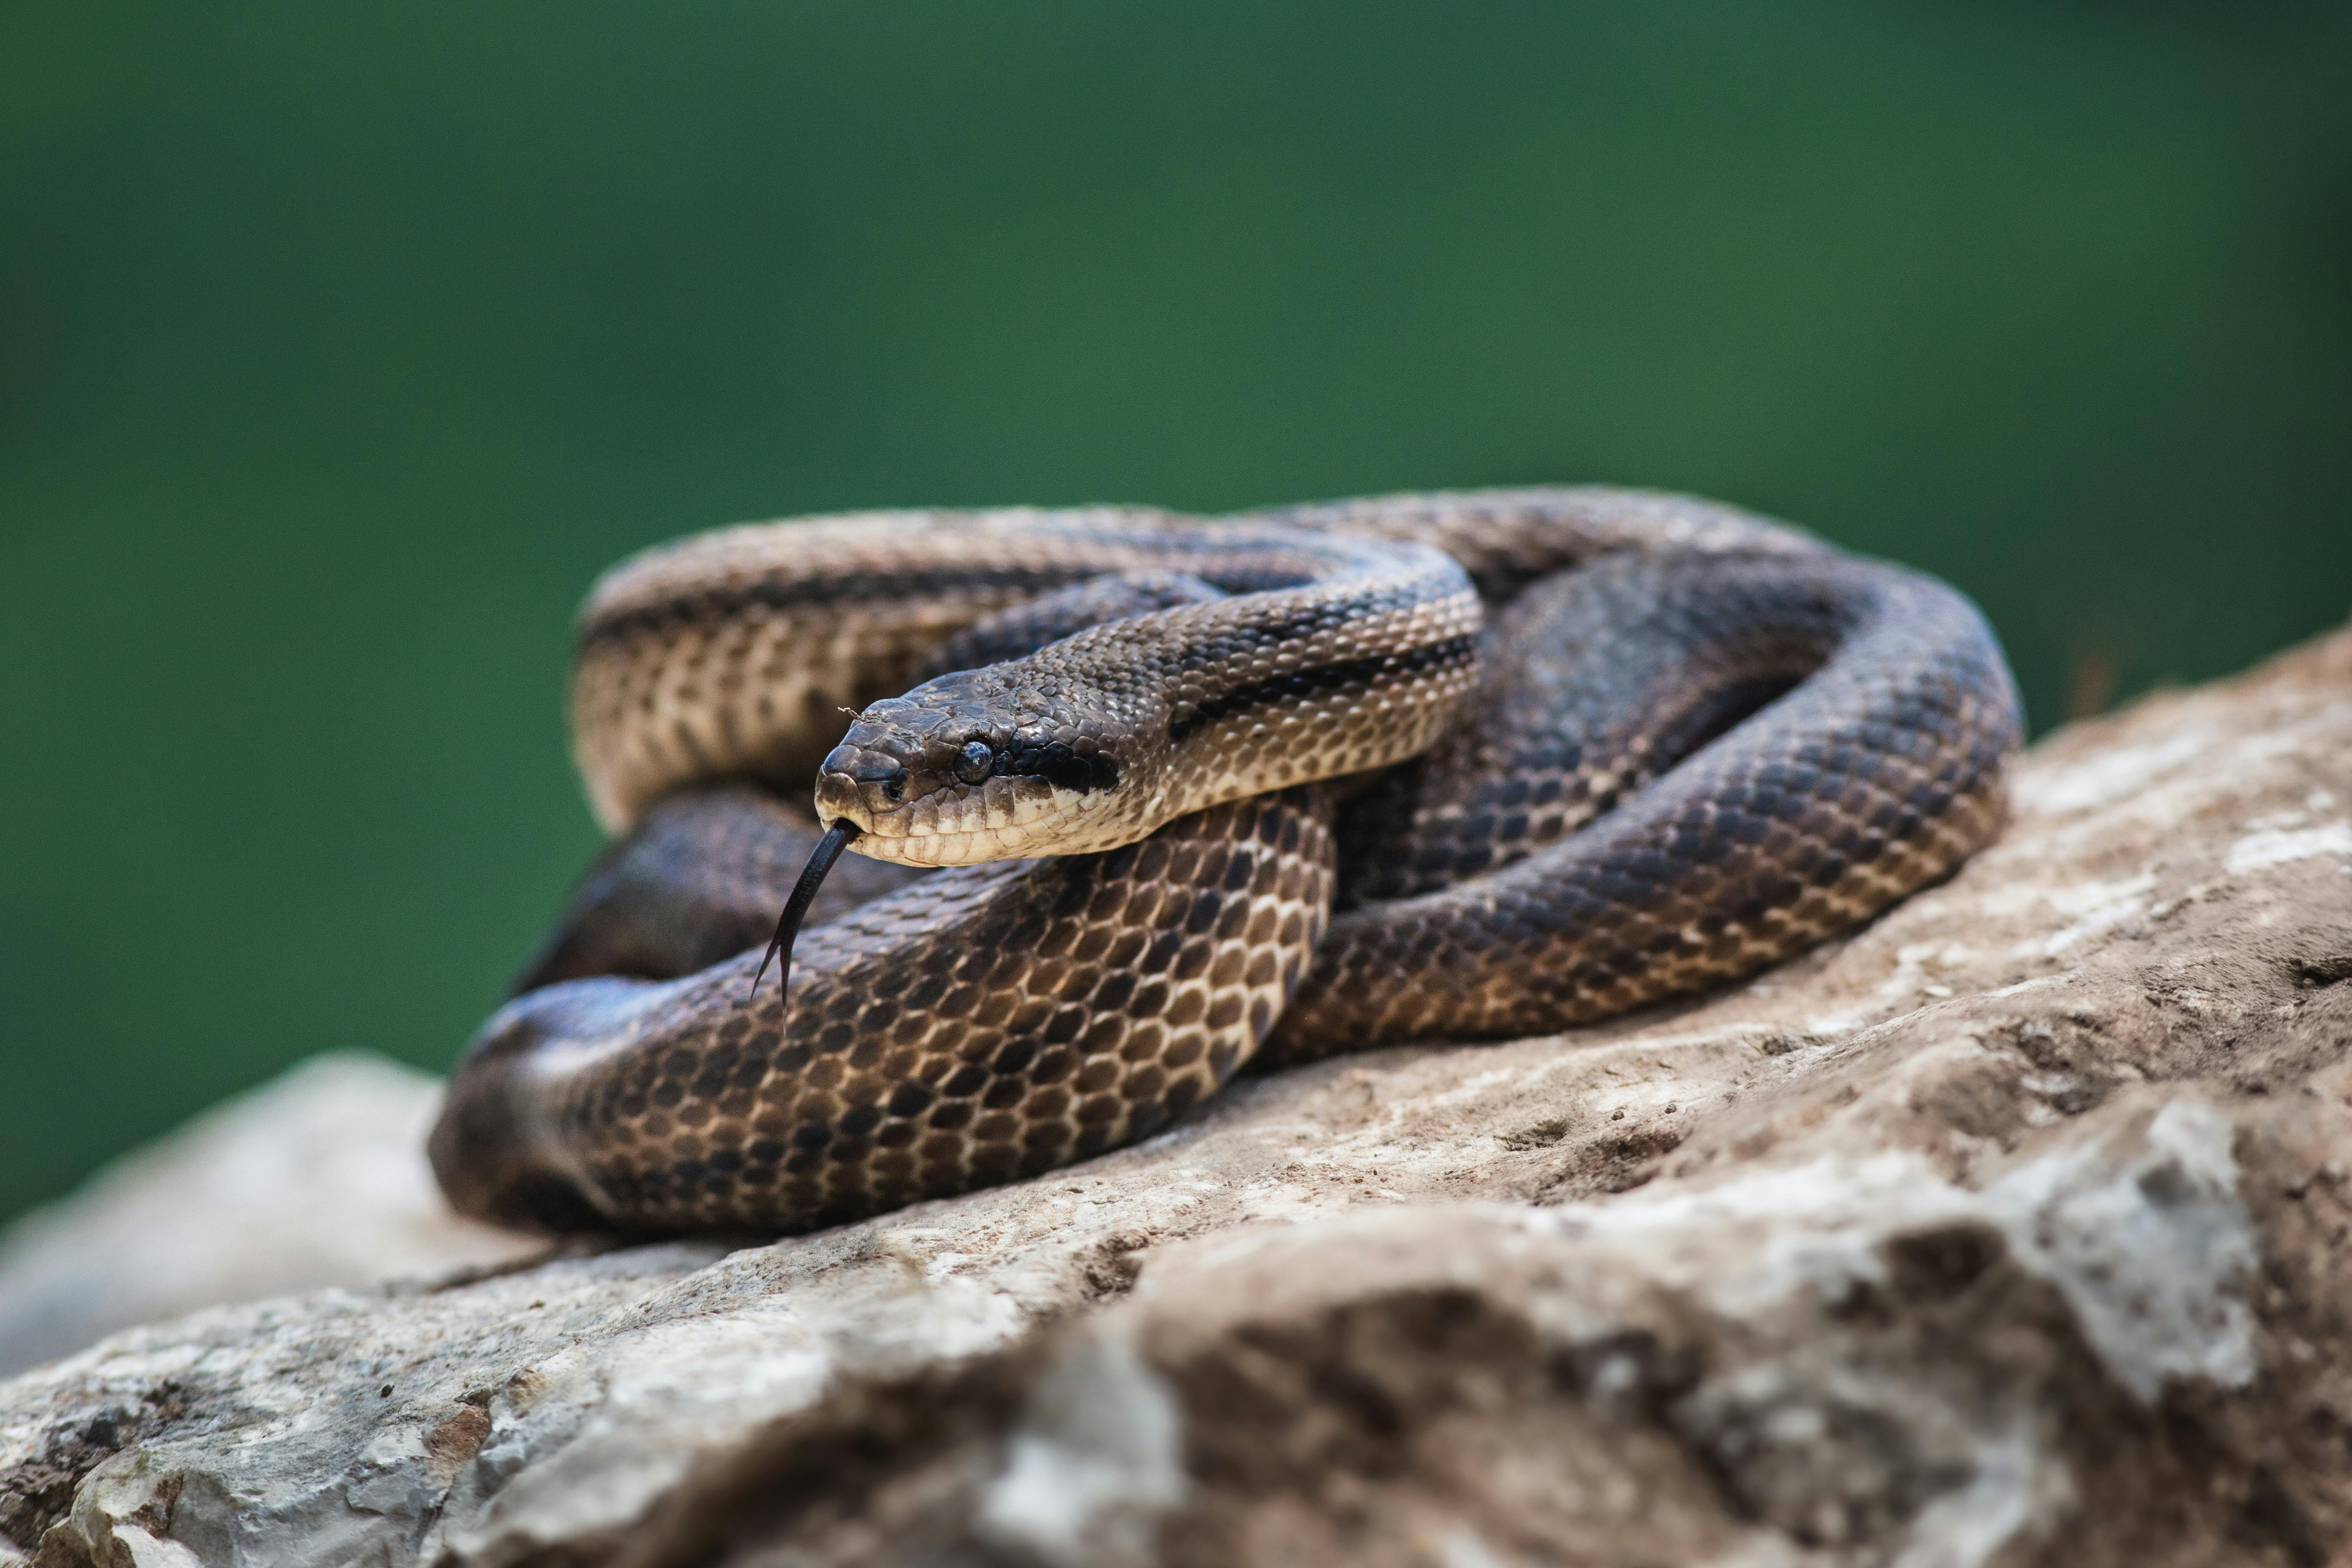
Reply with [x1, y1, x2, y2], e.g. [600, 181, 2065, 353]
[3, 623, 2350, 1568]
[0, 1056, 539, 1380]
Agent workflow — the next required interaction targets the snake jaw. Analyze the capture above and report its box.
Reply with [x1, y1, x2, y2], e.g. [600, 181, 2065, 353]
[815, 764, 1102, 867]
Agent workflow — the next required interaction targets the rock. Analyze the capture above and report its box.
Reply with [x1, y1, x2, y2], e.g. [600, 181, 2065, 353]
[0, 1055, 541, 1380]
[3, 623, 2349, 1568]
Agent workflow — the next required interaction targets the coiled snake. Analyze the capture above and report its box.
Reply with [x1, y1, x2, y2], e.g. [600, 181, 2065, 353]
[431, 488, 2020, 1234]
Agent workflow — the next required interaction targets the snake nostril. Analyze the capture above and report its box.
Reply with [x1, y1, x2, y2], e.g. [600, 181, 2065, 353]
[825, 744, 911, 797]
[858, 762, 908, 803]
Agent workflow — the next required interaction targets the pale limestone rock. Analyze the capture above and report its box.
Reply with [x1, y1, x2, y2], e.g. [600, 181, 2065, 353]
[0, 1055, 541, 1379]
[3, 624, 2349, 1568]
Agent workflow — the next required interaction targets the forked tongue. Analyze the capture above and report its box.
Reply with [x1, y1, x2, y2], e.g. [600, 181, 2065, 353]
[747, 818, 862, 1017]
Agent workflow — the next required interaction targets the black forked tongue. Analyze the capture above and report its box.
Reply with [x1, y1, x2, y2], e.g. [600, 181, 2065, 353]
[747, 818, 861, 1017]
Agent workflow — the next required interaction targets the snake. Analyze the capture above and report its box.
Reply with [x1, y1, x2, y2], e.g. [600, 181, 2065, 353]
[429, 488, 2021, 1234]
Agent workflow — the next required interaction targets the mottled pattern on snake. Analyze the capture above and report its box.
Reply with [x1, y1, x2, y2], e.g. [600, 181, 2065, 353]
[432, 488, 2021, 1233]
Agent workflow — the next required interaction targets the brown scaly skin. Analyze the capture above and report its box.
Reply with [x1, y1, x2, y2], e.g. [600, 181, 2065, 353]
[435, 488, 2021, 1234]
[1266, 551, 2018, 1058]
[432, 790, 1335, 1233]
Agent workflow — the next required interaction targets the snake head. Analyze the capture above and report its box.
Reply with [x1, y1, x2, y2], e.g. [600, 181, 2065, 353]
[815, 667, 1135, 866]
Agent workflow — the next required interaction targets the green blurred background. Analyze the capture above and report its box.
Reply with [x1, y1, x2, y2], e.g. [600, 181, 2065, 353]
[3, 2, 2348, 1223]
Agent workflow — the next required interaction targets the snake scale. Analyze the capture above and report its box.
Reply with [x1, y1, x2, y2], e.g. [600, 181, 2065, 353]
[431, 488, 2021, 1234]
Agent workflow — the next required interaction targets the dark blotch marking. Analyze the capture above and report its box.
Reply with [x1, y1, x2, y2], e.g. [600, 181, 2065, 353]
[1001, 736, 1121, 794]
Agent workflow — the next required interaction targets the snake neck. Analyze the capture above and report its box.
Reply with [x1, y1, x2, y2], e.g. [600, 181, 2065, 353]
[812, 594, 1485, 868]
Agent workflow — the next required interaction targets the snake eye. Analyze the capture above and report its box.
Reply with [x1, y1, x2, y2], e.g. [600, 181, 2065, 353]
[954, 739, 996, 786]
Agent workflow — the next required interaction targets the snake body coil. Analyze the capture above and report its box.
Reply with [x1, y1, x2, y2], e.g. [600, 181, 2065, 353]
[432, 489, 2020, 1233]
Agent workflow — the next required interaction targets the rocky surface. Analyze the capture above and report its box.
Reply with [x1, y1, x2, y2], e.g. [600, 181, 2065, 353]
[0, 1056, 539, 1380]
[3, 623, 2349, 1568]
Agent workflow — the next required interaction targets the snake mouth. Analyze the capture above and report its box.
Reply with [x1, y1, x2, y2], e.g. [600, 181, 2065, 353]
[815, 781, 1096, 866]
